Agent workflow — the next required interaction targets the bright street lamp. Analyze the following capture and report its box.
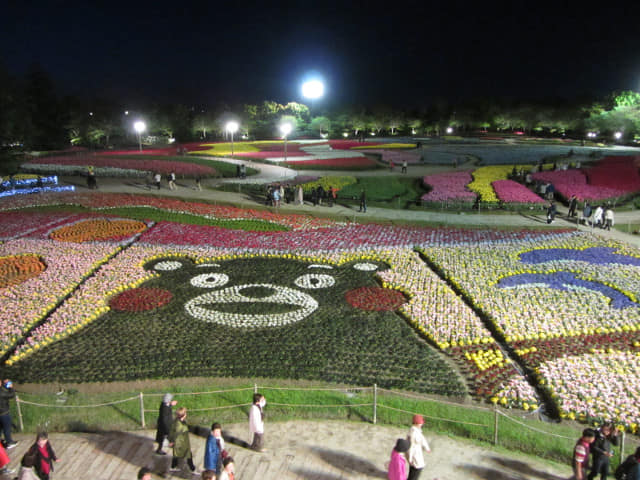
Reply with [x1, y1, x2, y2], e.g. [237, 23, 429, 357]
[279, 123, 293, 163]
[302, 80, 324, 100]
[133, 121, 146, 152]
[226, 121, 239, 156]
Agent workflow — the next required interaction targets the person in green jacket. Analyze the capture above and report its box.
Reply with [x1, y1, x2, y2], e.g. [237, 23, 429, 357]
[169, 407, 196, 474]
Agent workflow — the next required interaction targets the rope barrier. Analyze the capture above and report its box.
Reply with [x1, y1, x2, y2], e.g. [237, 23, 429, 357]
[268, 402, 372, 408]
[17, 396, 139, 409]
[377, 404, 491, 428]
[185, 403, 252, 413]
[376, 387, 492, 412]
[497, 410, 574, 440]
[144, 387, 255, 397]
[259, 386, 373, 392]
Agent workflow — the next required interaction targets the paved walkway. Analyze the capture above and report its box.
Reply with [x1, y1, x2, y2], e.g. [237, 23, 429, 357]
[2, 420, 569, 480]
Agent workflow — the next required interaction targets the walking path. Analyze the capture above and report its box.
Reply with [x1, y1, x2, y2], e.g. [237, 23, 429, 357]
[2, 420, 569, 480]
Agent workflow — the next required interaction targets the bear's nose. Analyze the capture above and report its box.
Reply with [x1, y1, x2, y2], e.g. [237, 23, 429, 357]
[237, 285, 276, 299]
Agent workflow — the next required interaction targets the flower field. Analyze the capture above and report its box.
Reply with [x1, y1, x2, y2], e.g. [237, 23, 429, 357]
[421, 171, 477, 203]
[421, 234, 640, 428]
[23, 155, 217, 176]
[2, 191, 640, 430]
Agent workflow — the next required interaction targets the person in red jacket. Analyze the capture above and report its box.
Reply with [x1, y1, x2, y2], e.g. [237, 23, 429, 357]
[26, 432, 60, 480]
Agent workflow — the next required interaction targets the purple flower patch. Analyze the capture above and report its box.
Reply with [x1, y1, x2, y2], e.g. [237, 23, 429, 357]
[519, 247, 640, 266]
[497, 271, 638, 309]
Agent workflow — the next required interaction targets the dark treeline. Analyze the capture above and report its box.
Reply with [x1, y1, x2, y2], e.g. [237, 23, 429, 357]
[2, 64, 640, 150]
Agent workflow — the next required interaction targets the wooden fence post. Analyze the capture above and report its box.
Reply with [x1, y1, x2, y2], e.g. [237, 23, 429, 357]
[15, 396, 23, 432]
[493, 404, 499, 446]
[373, 384, 377, 425]
[620, 430, 626, 466]
[139, 393, 145, 428]
[254, 383, 258, 394]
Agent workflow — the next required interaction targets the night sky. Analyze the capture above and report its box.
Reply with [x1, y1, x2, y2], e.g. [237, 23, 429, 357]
[2, 1, 640, 108]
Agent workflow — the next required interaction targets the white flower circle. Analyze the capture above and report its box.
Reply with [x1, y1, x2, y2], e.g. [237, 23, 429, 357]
[185, 283, 318, 328]
[154, 261, 183, 271]
[294, 274, 335, 289]
[353, 263, 379, 271]
[190, 273, 230, 288]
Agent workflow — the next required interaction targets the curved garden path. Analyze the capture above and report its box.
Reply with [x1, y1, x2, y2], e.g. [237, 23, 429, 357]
[2, 420, 569, 480]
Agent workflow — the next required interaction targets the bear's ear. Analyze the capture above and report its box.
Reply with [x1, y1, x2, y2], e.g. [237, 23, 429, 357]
[144, 257, 194, 272]
[344, 260, 390, 274]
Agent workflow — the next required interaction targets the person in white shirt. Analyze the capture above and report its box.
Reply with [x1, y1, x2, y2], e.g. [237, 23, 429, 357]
[249, 393, 267, 452]
[407, 414, 431, 480]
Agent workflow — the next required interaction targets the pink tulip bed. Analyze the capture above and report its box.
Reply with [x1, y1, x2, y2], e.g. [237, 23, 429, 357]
[492, 179, 546, 206]
[4, 190, 640, 429]
[421, 171, 477, 204]
[23, 155, 216, 176]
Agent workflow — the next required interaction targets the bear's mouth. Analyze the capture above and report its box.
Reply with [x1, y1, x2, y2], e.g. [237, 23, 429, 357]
[184, 283, 318, 328]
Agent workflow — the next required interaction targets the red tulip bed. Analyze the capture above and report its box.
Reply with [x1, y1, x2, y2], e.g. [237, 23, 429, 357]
[3, 190, 640, 430]
[532, 156, 640, 202]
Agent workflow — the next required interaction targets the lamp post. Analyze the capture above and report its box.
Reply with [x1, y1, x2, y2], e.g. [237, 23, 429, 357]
[302, 79, 324, 115]
[226, 121, 239, 156]
[134, 121, 146, 152]
[279, 123, 293, 163]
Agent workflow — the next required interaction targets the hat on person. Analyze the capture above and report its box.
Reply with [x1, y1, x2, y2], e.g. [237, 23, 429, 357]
[412, 414, 424, 425]
[394, 438, 410, 453]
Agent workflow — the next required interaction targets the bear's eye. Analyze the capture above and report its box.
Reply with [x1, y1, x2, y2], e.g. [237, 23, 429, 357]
[353, 263, 379, 271]
[294, 274, 335, 289]
[154, 261, 183, 271]
[190, 273, 230, 288]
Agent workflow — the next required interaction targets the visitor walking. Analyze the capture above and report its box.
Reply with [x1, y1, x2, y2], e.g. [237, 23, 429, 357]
[387, 438, 409, 480]
[155, 393, 177, 455]
[568, 195, 578, 217]
[26, 432, 60, 480]
[588, 422, 619, 480]
[204, 422, 226, 474]
[572, 428, 596, 480]
[195, 176, 202, 191]
[218, 456, 235, 480]
[604, 207, 614, 231]
[249, 393, 267, 452]
[407, 415, 431, 480]
[615, 446, 640, 480]
[168, 172, 177, 190]
[137, 466, 152, 480]
[296, 185, 304, 205]
[154, 172, 161, 190]
[581, 202, 592, 226]
[593, 205, 604, 228]
[546, 201, 557, 224]
[0, 379, 17, 449]
[16, 451, 38, 479]
[401, 160, 407, 174]
[169, 407, 196, 474]
[0, 442, 13, 476]
[359, 190, 367, 213]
